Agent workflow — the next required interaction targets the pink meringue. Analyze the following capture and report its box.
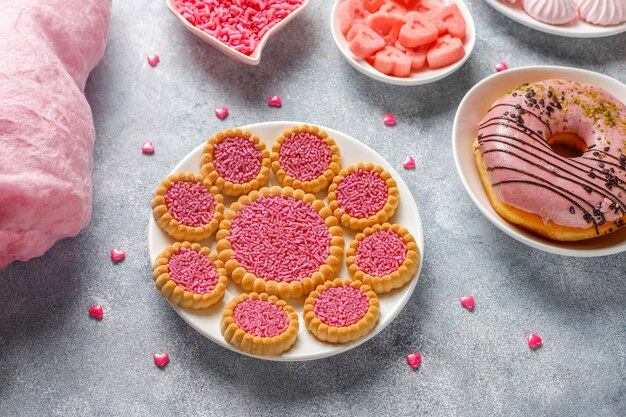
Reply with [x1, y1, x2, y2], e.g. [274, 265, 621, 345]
[523, 0, 577, 25]
[577, 0, 626, 26]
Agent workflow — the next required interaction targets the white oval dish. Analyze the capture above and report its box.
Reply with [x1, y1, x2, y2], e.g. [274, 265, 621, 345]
[452, 66, 626, 257]
[166, 0, 310, 65]
[148, 121, 425, 361]
[330, 0, 476, 86]
[484, 0, 626, 38]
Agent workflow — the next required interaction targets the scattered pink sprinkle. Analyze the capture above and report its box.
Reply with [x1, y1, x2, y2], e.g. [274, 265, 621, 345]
[495, 62, 508, 72]
[279, 132, 332, 181]
[336, 169, 388, 218]
[164, 180, 216, 227]
[460, 295, 474, 310]
[215, 106, 229, 119]
[111, 248, 125, 263]
[88, 304, 103, 320]
[142, 141, 155, 155]
[384, 113, 397, 126]
[234, 298, 289, 337]
[153, 352, 169, 368]
[406, 353, 421, 368]
[228, 195, 331, 283]
[268, 95, 282, 107]
[355, 229, 407, 276]
[147, 54, 160, 67]
[528, 333, 543, 350]
[168, 247, 220, 294]
[213, 136, 261, 183]
[314, 286, 369, 327]
[403, 156, 416, 169]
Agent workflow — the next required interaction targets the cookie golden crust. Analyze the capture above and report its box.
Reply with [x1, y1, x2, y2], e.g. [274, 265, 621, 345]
[152, 172, 224, 241]
[221, 292, 299, 356]
[303, 279, 379, 344]
[347, 223, 420, 294]
[200, 129, 271, 197]
[216, 186, 345, 299]
[327, 163, 399, 231]
[152, 242, 227, 309]
[270, 125, 341, 193]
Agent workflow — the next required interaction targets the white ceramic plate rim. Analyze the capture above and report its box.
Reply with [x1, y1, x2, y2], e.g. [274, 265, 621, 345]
[148, 121, 425, 361]
[452, 65, 626, 257]
[330, 0, 476, 86]
[484, 0, 626, 38]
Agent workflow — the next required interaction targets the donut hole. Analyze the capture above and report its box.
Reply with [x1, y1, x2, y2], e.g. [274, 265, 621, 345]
[547, 133, 587, 158]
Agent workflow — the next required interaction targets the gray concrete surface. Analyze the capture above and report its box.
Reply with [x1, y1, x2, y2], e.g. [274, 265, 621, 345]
[1, 1, 625, 416]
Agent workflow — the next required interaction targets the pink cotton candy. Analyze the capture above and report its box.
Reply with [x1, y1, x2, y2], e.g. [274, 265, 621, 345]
[355, 229, 407, 276]
[164, 181, 216, 227]
[234, 298, 289, 337]
[213, 136, 262, 184]
[336, 169, 388, 218]
[167, 247, 220, 294]
[314, 286, 369, 327]
[279, 133, 332, 182]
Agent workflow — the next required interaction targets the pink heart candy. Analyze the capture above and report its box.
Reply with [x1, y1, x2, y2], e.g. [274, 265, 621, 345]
[460, 295, 474, 310]
[528, 333, 542, 349]
[215, 106, 229, 119]
[141, 141, 154, 154]
[403, 155, 415, 169]
[384, 113, 397, 126]
[88, 304, 103, 320]
[147, 54, 160, 67]
[495, 62, 508, 72]
[153, 352, 169, 368]
[268, 95, 282, 107]
[111, 248, 125, 263]
[406, 352, 421, 368]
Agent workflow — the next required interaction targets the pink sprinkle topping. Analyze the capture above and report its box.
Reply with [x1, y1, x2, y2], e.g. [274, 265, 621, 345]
[228, 195, 331, 283]
[164, 181, 216, 227]
[403, 155, 415, 169]
[355, 229, 407, 276]
[167, 247, 220, 294]
[88, 304, 103, 320]
[215, 106, 229, 119]
[268, 95, 282, 107]
[111, 248, 125, 263]
[314, 286, 369, 327]
[384, 113, 397, 126]
[460, 295, 474, 310]
[406, 353, 421, 368]
[173, 0, 304, 56]
[336, 169, 388, 218]
[213, 136, 262, 183]
[142, 141, 155, 154]
[279, 133, 332, 182]
[153, 352, 169, 368]
[495, 62, 508, 72]
[234, 298, 289, 337]
[528, 333, 543, 349]
[147, 54, 160, 67]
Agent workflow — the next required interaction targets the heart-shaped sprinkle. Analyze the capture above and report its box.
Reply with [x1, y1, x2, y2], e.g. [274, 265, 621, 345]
[384, 113, 397, 126]
[88, 304, 103, 320]
[528, 333, 542, 349]
[153, 352, 169, 368]
[111, 248, 125, 263]
[403, 156, 416, 169]
[460, 295, 474, 310]
[141, 141, 155, 154]
[406, 353, 421, 368]
[147, 54, 160, 67]
[268, 95, 282, 107]
[495, 62, 508, 72]
[215, 106, 229, 119]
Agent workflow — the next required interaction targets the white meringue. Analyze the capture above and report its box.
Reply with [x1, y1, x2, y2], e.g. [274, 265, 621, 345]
[577, 0, 626, 26]
[523, 0, 578, 24]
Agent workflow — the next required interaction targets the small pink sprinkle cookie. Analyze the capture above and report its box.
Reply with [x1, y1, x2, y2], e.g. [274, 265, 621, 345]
[303, 279, 379, 344]
[271, 125, 342, 193]
[201, 129, 271, 197]
[347, 223, 420, 293]
[152, 172, 224, 241]
[216, 186, 345, 299]
[221, 292, 299, 356]
[328, 163, 399, 231]
[152, 241, 227, 309]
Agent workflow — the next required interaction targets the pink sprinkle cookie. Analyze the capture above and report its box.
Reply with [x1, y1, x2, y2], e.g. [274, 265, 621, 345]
[153, 242, 227, 309]
[347, 223, 420, 293]
[216, 186, 345, 299]
[271, 125, 342, 193]
[328, 163, 399, 231]
[201, 129, 271, 197]
[221, 292, 299, 356]
[303, 279, 379, 344]
[152, 172, 224, 241]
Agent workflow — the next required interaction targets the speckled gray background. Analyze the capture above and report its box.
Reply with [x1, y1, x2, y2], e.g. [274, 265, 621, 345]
[1, 1, 625, 416]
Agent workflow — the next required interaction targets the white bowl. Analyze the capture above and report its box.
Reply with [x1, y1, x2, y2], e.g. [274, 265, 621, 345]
[484, 0, 626, 38]
[166, 0, 310, 65]
[452, 65, 626, 257]
[330, 0, 476, 86]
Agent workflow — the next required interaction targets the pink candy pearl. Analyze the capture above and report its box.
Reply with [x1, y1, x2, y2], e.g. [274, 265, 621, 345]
[495, 62, 508, 72]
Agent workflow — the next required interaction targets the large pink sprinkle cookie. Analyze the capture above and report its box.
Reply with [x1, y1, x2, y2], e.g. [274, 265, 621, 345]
[164, 180, 216, 227]
[233, 298, 290, 337]
[313, 285, 370, 327]
[167, 247, 220, 294]
[355, 229, 407, 276]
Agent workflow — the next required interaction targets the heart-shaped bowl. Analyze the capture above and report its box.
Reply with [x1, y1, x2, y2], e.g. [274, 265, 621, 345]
[452, 65, 626, 257]
[330, 0, 476, 86]
[166, 0, 310, 66]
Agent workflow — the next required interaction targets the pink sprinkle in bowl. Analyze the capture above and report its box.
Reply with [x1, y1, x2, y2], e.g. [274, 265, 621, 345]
[166, 0, 310, 66]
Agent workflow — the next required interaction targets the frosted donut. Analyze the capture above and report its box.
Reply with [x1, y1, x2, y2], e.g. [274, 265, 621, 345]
[474, 79, 626, 241]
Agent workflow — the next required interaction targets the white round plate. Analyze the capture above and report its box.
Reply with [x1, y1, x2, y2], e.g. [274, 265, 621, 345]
[453, 65, 626, 257]
[330, 0, 476, 86]
[484, 0, 626, 38]
[148, 121, 425, 361]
